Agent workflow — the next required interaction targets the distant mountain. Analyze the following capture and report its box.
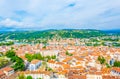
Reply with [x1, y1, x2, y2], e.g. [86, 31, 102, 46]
[0, 29, 119, 41]
[0, 29, 105, 40]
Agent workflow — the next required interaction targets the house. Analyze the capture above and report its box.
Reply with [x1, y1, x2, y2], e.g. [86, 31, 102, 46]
[87, 72, 102, 79]
[40, 50, 59, 56]
[2, 67, 14, 76]
[28, 59, 41, 71]
[111, 67, 120, 76]
[69, 75, 86, 79]
[0, 70, 7, 79]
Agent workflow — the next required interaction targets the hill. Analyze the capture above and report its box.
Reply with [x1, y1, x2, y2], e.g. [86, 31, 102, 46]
[0, 29, 107, 41]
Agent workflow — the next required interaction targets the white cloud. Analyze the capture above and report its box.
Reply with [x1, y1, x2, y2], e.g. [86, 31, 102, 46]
[0, 0, 120, 30]
[0, 18, 23, 27]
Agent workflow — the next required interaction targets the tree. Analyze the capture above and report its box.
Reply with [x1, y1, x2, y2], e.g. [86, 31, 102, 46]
[18, 74, 26, 79]
[46, 56, 51, 61]
[113, 61, 120, 67]
[26, 75, 33, 79]
[66, 51, 69, 55]
[47, 67, 53, 71]
[106, 63, 111, 68]
[6, 50, 16, 58]
[25, 53, 33, 62]
[97, 56, 106, 65]
[51, 55, 56, 59]
[65, 51, 73, 56]
[12, 56, 25, 71]
[12, 60, 25, 71]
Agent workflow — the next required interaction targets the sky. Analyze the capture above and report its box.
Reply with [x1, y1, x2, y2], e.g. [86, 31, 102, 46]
[0, 0, 120, 31]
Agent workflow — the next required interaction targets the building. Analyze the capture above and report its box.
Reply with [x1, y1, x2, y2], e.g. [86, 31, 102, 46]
[28, 59, 41, 71]
[2, 67, 14, 76]
[111, 67, 120, 76]
[87, 72, 102, 79]
[0, 70, 7, 79]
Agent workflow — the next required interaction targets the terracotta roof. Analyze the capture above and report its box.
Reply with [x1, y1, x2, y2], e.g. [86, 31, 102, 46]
[69, 75, 86, 79]
[48, 60, 56, 63]
[0, 70, 6, 79]
[0, 70, 4, 75]
[101, 68, 110, 74]
[112, 67, 120, 73]
[102, 75, 120, 79]
[31, 59, 40, 64]
[2, 67, 14, 72]
[88, 71, 102, 75]
[62, 64, 70, 69]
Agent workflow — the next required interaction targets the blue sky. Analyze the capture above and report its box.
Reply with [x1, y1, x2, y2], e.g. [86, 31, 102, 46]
[0, 0, 120, 31]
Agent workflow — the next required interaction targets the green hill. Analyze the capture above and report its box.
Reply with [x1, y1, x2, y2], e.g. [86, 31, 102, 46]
[0, 29, 106, 41]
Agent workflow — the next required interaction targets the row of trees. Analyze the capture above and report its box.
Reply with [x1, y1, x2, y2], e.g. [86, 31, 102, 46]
[5, 49, 25, 71]
[25, 53, 56, 62]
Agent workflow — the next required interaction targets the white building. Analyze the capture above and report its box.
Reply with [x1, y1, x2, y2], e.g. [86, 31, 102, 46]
[28, 59, 41, 71]
[87, 74, 102, 79]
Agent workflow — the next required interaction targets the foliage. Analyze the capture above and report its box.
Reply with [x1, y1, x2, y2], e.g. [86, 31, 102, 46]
[0, 30, 107, 42]
[106, 63, 111, 68]
[65, 51, 73, 56]
[51, 55, 56, 59]
[18, 74, 26, 79]
[26, 75, 33, 79]
[6, 50, 16, 58]
[113, 61, 120, 67]
[12, 57, 25, 71]
[6, 50, 25, 71]
[0, 41, 14, 46]
[98, 56, 106, 65]
[0, 58, 9, 68]
[25, 53, 56, 62]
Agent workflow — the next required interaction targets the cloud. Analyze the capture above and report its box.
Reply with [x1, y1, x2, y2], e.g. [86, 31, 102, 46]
[0, 0, 120, 30]
[0, 18, 23, 27]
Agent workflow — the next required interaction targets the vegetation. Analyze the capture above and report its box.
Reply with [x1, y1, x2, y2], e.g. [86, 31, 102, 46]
[106, 63, 111, 68]
[98, 56, 106, 65]
[0, 30, 106, 42]
[18, 74, 33, 79]
[6, 50, 16, 58]
[25, 53, 56, 62]
[47, 67, 53, 71]
[113, 61, 120, 67]
[66, 51, 73, 56]
[26, 75, 33, 79]
[5, 49, 25, 71]
[0, 57, 9, 68]
[0, 30, 120, 47]
[0, 41, 14, 46]
[18, 74, 26, 79]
